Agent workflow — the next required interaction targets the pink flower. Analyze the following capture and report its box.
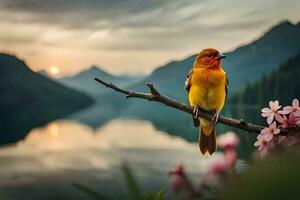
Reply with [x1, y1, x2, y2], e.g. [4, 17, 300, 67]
[224, 149, 238, 168]
[279, 98, 300, 115]
[169, 165, 186, 192]
[261, 100, 281, 124]
[170, 176, 185, 192]
[275, 114, 289, 128]
[208, 158, 229, 176]
[276, 112, 300, 128]
[254, 134, 269, 158]
[217, 132, 240, 149]
[295, 110, 300, 117]
[260, 122, 280, 141]
[169, 165, 184, 176]
[288, 113, 300, 128]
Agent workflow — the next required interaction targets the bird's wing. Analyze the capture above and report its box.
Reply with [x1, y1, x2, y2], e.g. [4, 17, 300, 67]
[185, 69, 193, 92]
[225, 73, 229, 102]
[185, 68, 199, 127]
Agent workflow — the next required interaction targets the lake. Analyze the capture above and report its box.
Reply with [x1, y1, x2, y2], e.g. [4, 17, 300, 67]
[0, 119, 221, 199]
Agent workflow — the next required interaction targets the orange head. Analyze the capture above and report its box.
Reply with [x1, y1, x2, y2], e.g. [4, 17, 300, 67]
[193, 48, 226, 69]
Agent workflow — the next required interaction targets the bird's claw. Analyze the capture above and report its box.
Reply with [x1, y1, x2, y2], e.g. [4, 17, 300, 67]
[212, 112, 220, 125]
[193, 106, 200, 118]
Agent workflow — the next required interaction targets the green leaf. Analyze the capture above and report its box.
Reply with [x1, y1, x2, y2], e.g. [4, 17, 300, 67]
[121, 163, 142, 200]
[72, 183, 110, 200]
[143, 192, 154, 200]
[155, 189, 165, 200]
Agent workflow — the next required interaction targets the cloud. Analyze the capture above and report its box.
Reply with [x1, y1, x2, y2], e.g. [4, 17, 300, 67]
[0, 0, 299, 74]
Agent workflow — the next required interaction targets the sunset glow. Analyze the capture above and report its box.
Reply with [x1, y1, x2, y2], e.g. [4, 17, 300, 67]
[48, 66, 60, 76]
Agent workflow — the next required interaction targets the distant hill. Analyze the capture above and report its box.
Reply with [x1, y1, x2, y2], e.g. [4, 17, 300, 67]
[37, 69, 50, 78]
[231, 53, 300, 114]
[129, 20, 300, 97]
[223, 20, 300, 92]
[0, 54, 94, 144]
[58, 66, 144, 98]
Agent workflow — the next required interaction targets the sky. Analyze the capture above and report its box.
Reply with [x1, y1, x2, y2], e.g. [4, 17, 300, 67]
[0, 0, 299, 76]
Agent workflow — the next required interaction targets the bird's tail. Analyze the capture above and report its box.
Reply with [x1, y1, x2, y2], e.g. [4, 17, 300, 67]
[199, 119, 216, 155]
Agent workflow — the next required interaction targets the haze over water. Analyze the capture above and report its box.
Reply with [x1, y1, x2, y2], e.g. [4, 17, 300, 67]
[0, 119, 220, 199]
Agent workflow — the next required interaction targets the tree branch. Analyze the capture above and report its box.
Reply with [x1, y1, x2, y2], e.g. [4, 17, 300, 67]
[94, 77, 289, 135]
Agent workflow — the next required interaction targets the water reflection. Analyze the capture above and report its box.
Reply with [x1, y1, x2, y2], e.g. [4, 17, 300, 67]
[0, 119, 221, 199]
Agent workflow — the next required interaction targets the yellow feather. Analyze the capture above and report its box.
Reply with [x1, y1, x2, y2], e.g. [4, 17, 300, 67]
[188, 67, 227, 135]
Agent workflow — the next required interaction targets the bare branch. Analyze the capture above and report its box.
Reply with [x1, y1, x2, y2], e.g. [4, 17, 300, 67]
[94, 77, 290, 135]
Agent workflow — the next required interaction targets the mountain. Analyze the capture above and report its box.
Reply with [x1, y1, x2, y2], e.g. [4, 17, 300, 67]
[58, 66, 145, 98]
[0, 53, 94, 144]
[37, 69, 50, 77]
[130, 20, 300, 97]
[223, 20, 300, 92]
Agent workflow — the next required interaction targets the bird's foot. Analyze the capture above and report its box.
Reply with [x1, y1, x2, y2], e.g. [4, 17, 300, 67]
[193, 106, 200, 118]
[212, 112, 220, 125]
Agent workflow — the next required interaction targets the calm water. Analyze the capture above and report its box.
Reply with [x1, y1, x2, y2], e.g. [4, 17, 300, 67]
[0, 119, 221, 199]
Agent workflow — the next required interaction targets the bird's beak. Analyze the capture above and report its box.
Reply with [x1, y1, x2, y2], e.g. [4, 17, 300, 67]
[216, 54, 226, 60]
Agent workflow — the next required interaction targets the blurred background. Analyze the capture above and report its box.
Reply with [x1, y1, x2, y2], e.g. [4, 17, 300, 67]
[0, 0, 300, 199]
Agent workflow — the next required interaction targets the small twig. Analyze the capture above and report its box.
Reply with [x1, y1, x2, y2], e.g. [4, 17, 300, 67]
[94, 77, 290, 135]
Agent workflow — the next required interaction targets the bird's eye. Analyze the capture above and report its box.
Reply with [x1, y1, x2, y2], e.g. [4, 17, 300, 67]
[208, 55, 212, 58]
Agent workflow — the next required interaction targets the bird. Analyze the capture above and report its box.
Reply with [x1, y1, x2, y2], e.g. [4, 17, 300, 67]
[185, 48, 228, 155]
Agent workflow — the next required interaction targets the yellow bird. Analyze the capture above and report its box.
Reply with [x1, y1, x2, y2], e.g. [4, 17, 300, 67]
[185, 48, 228, 155]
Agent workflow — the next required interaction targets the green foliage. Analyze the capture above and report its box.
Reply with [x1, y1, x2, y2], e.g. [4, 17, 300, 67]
[73, 163, 166, 200]
[222, 153, 300, 200]
[72, 183, 109, 200]
[121, 163, 166, 200]
[121, 163, 142, 200]
[142, 190, 165, 200]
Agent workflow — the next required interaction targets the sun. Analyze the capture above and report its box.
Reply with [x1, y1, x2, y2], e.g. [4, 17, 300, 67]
[48, 66, 60, 76]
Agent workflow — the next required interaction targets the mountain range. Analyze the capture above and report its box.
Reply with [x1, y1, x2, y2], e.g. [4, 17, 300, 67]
[56, 20, 300, 158]
[58, 66, 144, 98]
[2, 19, 299, 155]
[0, 54, 94, 144]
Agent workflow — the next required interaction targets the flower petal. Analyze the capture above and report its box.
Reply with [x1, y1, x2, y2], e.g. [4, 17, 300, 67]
[261, 112, 270, 117]
[254, 141, 261, 147]
[260, 128, 270, 135]
[269, 101, 274, 109]
[273, 100, 280, 109]
[275, 113, 284, 123]
[278, 109, 288, 115]
[262, 108, 271, 113]
[270, 121, 277, 129]
[282, 106, 293, 114]
[264, 133, 273, 142]
[292, 98, 299, 108]
[273, 128, 280, 135]
[267, 113, 275, 124]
